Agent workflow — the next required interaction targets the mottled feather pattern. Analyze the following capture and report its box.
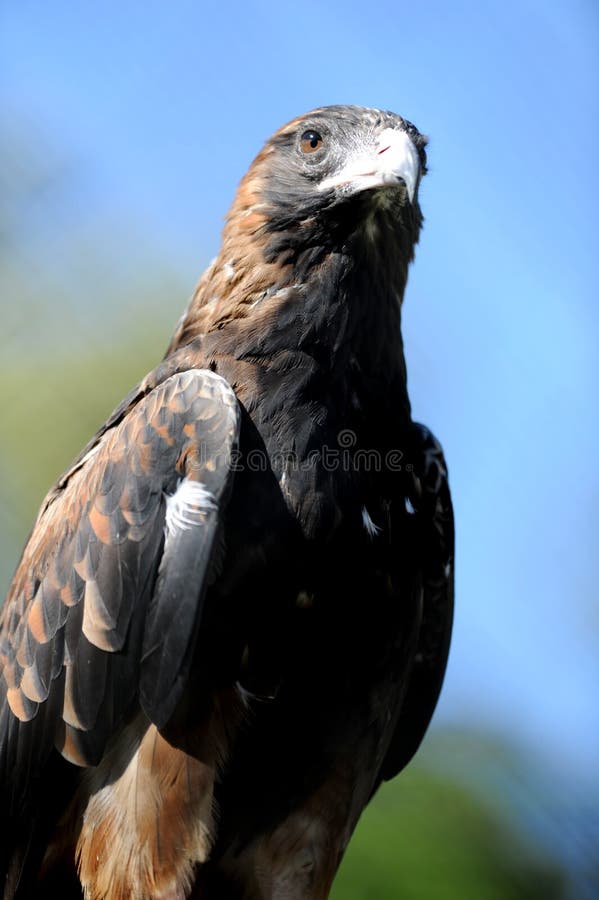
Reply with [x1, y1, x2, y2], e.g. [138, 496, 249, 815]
[75, 718, 214, 900]
[70, 687, 247, 900]
[0, 369, 239, 782]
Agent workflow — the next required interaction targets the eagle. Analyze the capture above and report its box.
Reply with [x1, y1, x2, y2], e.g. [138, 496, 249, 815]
[0, 105, 454, 899]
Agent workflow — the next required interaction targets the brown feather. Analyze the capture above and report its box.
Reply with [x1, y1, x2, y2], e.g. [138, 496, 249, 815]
[1, 106, 451, 900]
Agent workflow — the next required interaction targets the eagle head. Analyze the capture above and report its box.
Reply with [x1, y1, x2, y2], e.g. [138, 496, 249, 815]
[171, 105, 427, 360]
[234, 105, 427, 251]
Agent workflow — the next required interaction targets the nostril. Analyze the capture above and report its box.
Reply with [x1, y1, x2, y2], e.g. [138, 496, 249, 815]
[378, 145, 391, 155]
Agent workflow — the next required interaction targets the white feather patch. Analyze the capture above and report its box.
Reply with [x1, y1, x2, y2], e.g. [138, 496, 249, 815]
[362, 506, 381, 538]
[164, 479, 217, 539]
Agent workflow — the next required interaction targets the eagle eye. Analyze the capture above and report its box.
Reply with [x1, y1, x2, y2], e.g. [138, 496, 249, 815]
[300, 130, 324, 154]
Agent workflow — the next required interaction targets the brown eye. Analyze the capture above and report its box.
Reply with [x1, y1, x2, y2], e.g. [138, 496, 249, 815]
[300, 130, 324, 154]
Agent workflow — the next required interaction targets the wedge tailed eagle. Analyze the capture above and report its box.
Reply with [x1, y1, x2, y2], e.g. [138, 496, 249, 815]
[0, 105, 454, 899]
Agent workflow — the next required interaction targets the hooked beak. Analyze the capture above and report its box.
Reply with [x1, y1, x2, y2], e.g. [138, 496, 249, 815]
[318, 127, 420, 203]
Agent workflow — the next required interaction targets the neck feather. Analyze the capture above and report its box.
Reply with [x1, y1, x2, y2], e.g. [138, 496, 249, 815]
[171, 197, 415, 389]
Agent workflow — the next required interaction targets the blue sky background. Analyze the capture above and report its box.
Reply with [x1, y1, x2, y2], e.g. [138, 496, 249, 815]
[1, 0, 597, 809]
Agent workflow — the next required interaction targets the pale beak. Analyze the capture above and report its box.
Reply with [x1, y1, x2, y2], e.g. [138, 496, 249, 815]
[318, 127, 420, 203]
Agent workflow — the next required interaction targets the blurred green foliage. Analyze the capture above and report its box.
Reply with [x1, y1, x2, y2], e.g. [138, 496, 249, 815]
[332, 763, 564, 900]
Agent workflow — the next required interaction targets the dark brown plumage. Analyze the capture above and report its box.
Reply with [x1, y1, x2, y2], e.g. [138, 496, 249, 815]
[0, 105, 453, 899]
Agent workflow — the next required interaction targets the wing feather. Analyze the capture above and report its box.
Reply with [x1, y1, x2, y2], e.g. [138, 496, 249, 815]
[0, 368, 239, 810]
[379, 423, 454, 781]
